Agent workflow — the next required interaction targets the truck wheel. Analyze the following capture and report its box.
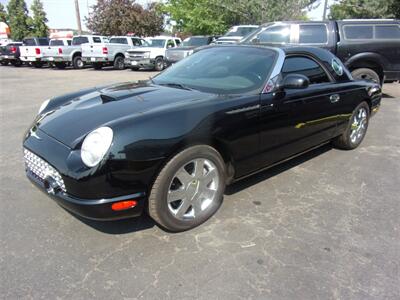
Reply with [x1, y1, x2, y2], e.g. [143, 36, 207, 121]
[351, 68, 380, 85]
[33, 62, 43, 68]
[11, 60, 22, 67]
[93, 62, 102, 70]
[0, 61, 8, 66]
[113, 56, 125, 70]
[154, 57, 164, 71]
[131, 67, 139, 71]
[332, 101, 370, 150]
[55, 62, 66, 69]
[72, 56, 84, 69]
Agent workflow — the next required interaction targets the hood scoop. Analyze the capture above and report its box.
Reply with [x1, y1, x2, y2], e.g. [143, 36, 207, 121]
[100, 94, 116, 104]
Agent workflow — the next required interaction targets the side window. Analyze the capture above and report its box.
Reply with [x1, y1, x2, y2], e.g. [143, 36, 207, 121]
[344, 25, 373, 40]
[93, 37, 102, 43]
[282, 56, 331, 84]
[67, 40, 72, 46]
[257, 25, 290, 44]
[299, 24, 327, 44]
[175, 39, 181, 46]
[131, 38, 140, 46]
[167, 39, 175, 48]
[375, 25, 400, 39]
[38, 38, 49, 45]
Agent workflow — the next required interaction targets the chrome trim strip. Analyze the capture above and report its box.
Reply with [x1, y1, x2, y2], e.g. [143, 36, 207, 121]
[226, 104, 260, 114]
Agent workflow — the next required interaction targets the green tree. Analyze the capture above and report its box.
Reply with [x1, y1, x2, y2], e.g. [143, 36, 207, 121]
[161, 0, 312, 35]
[329, 0, 396, 19]
[86, 0, 163, 36]
[28, 0, 49, 37]
[0, 3, 8, 24]
[7, 0, 30, 40]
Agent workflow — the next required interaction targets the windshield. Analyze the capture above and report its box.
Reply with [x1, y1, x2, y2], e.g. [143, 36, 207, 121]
[224, 27, 258, 37]
[147, 39, 166, 48]
[182, 37, 209, 47]
[153, 47, 276, 94]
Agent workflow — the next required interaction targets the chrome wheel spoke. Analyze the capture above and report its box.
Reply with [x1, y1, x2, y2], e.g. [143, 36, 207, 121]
[167, 188, 186, 203]
[175, 199, 192, 218]
[176, 168, 193, 187]
[194, 159, 205, 178]
[203, 168, 217, 186]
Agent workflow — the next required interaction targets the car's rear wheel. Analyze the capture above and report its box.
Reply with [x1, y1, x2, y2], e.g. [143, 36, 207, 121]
[11, 60, 22, 67]
[131, 67, 139, 71]
[154, 57, 164, 71]
[148, 145, 226, 232]
[72, 56, 84, 69]
[351, 68, 381, 85]
[33, 62, 43, 68]
[0, 61, 8, 66]
[113, 56, 125, 70]
[333, 101, 370, 150]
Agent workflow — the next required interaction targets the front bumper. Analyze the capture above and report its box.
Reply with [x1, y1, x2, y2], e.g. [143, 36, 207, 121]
[26, 170, 145, 220]
[23, 128, 149, 221]
[124, 58, 153, 68]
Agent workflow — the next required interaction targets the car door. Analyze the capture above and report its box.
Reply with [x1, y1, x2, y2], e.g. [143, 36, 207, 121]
[258, 55, 342, 166]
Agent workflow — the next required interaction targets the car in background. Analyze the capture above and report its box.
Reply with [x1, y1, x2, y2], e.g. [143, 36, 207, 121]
[124, 36, 182, 71]
[82, 36, 147, 70]
[45, 35, 108, 69]
[0, 42, 23, 66]
[242, 19, 400, 84]
[215, 25, 258, 44]
[19, 37, 50, 68]
[23, 45, 381, 231]
[165, 35, 218, 66]
[41, 38, 72, 69]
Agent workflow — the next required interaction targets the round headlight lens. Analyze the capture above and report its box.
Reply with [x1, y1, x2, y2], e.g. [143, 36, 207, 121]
[81, 127, 113, 167]
[38, 99, 50, 114]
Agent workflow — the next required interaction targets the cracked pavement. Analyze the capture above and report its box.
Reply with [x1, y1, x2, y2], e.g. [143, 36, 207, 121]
[1, 66, 399, 299]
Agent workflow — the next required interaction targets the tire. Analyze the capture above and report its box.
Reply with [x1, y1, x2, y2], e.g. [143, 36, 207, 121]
[154, 57, 164, 71]
[332, 101, 370, 150]
[33, 62, 43, 68]
[351, 68, 381, 85]
[113, 56, 125, 70]
[131, 67, 139, 71]
[72, 56, 84, 69]
[55, 62, 66, 69]
[93, 62, 102, 70]
[148, 145, 226, 232]
[0, 61, 8, 66]
[11, 60, 22, 67]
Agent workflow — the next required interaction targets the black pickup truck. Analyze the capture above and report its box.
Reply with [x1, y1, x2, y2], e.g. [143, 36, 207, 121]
[0, 42, 23, 66]
[242, 19, 400, 84]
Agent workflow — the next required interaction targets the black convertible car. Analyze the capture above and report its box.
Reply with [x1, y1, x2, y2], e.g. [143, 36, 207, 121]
[23, 45, 381, 231]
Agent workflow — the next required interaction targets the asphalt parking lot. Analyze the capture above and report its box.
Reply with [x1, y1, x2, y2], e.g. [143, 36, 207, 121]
[0, 65, 399, 299]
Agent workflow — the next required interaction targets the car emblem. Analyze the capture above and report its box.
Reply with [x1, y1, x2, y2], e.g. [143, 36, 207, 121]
[332, 58, 343, 76]
[29, 128, 41, 140]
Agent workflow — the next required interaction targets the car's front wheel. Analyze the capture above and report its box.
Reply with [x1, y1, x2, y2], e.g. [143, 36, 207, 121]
[351, 68, 381, 85]
[154, 57, 164, 71]
[149, 145, 226, 232]
[333, 101, 370, 150]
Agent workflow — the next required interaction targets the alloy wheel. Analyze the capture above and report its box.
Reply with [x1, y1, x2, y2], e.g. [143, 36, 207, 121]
[167, 158, 219, 220]
[350, 107, 368, 144]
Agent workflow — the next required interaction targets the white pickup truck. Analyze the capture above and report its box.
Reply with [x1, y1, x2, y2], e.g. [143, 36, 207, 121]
[124, 36, 182, 71]
[82, 36, 146, 70]
[41, 38, 72, 68]
[44, 35, 108, 69]
[19, 37, 50, 68]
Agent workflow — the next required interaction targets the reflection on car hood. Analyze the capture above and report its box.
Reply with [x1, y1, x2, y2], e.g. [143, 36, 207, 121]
[36, 81, 211, 148]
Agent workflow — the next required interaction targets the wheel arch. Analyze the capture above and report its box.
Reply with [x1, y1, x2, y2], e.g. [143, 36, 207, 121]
[345, 53, 385, 82]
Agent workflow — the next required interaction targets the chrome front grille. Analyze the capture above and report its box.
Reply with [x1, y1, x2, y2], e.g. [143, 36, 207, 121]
[127, 52, 145, 59]
[24, 148, 66, 192]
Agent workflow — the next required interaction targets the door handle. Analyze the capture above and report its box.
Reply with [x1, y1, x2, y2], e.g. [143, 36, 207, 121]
[330, 94, 340, 103]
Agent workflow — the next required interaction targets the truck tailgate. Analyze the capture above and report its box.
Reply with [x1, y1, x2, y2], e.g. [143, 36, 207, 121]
[20, 46, 42, 58]
[42, 46, 60, 58]
[82, 44, 106, 58]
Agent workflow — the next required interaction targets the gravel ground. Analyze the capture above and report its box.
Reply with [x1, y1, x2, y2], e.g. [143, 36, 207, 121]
[0, 65, 399, 299]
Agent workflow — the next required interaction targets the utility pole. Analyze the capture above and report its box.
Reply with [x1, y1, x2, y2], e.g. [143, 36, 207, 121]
[322, 0, 329, 20]
[74, 0, 82, 34]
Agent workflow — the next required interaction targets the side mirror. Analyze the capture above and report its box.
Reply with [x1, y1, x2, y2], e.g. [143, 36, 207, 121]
[281, 74, 310, 89]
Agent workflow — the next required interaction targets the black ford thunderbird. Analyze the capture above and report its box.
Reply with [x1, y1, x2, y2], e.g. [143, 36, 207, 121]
[23, 45, 381, 231]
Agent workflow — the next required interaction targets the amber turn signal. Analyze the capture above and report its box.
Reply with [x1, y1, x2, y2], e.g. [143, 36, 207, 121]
[111, 200, 137, 211]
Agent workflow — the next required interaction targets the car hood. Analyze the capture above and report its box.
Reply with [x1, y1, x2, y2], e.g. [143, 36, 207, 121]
[35, 81, 211, 148]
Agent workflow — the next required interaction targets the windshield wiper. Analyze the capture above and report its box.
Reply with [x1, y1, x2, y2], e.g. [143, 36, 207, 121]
[158, 82, 194, 91]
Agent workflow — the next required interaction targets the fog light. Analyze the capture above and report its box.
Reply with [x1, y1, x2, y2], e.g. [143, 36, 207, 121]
[111, 200, 137, 211]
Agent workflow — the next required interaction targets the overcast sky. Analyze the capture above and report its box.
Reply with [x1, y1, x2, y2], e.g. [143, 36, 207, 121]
[0, 0, 334, 31]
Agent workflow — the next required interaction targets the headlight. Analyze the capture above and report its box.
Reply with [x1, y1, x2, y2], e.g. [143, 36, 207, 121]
[184, 50, 194, 57]
[38, 99, 50, 114]
[81, 127, 113, 167]
[143, 52, 150, 58]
